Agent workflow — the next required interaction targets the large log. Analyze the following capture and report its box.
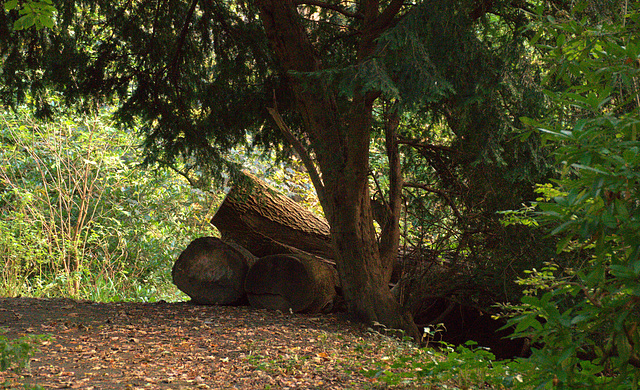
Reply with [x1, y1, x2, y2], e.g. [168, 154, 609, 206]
[210, 172, 334, 260]
[244, 253, 338, 313]
[172, 237, 257, 305]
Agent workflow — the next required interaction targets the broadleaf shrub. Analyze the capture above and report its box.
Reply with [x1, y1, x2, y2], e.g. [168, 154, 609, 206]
[505, 2, 640, 388]
[0, 107, 219, 301]
[0, 332, 49, 389]
[364, 340, 532, 389]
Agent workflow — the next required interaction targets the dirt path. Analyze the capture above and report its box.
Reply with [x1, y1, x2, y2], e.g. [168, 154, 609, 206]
[0, 297, 415, 389]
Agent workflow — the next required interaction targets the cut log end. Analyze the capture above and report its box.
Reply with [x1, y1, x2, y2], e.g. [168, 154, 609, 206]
[245, 254, 337, 314]
[172, 237, 255, 305]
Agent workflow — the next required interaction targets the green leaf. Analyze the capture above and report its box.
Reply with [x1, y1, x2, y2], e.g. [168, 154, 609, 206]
[538, 127, 573, 139]
[41, 15, 54, 28]
[571, 163, 609, 175]
[514, 314, 542, 333]
[4, 0, 17, 10]
[570, 314, 591, 325]
[14, 14, 35, 30]
[622, 147, 638, 163]
[521, 295, 543, 308]
[556, 233, 575, 253]
[556, 34, 566, 46]
[550, 219, 577, 236]
[601, 212, 617, 228]
[557, 346, 574, 364]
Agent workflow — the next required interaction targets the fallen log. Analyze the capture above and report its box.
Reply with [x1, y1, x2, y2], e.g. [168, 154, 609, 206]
[172, 237, 257, 305]
[244, 253, 338, 313]
[210, 172, 334, 260]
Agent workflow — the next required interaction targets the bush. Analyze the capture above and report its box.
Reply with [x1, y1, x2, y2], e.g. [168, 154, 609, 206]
[363, 339, 532, 389]
[505, 2, 640, 388]
[0, 332, 49, 390]
[0, 107, 219, 301]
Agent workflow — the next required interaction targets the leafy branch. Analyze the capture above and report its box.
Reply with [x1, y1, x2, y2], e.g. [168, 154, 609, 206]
[4, 0, 55, 30]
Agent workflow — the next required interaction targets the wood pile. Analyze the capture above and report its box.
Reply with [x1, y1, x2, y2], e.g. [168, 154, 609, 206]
[172, 172, 338, 313]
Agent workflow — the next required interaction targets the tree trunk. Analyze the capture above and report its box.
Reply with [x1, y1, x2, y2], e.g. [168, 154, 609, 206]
[172, 237, 257, 305]
[244, 253, 338, 314]
[210, 172, 334, 259]
[255, 0, 420, 341]
[321, 100, 420, 340]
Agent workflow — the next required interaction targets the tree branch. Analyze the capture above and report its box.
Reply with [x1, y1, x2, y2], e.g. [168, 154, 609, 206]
[470, 0, 495, 21]
[371, 0, 404, 33]
[404, 181, 464, 223]
[624, 319, 640, 368]
[378, 101, 403, 273]
[266, 106, 326, 207]
[156, 159, 205, 190]
[399, 135, 465, 197]
[295, 0, 364, 19]
[169, 0, 199, 84]
[397, 136, 455, 153]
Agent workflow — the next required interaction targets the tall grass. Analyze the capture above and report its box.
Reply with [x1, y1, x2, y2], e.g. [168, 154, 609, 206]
[0, 108, 220, 301]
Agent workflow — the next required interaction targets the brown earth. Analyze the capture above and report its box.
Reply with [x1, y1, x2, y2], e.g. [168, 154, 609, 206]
[0, 297, 419, 389]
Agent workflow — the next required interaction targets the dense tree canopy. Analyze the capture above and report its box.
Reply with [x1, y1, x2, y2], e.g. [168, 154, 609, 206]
[1, 0, 556, 337]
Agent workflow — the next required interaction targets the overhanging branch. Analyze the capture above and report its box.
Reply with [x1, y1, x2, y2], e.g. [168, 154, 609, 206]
[397, 136, 455, 153]
[169, 0, 199, 84]
[266, 106, 326, 208]
[371, 0, 405, 32]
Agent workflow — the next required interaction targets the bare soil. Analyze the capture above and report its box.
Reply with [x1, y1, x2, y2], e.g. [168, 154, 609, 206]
[0, 297, 416, 389]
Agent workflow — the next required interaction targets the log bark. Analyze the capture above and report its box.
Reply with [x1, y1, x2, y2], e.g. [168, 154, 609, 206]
[172, 237, 257, 305]
[211, 172, 334, 260]
[245, 253, 338, 313]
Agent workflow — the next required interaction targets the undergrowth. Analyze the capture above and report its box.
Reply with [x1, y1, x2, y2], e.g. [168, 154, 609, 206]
[362, 338, 532, 389]
[0, 107, 218, 302]
[0, 330, 49, 390]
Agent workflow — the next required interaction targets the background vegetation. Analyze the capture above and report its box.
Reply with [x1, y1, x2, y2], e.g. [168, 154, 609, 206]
[0, 105, 220, 301]
[0, 104, 320, 302]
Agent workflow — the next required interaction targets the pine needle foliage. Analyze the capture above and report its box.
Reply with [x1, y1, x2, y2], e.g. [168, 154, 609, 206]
[0, 0, 548, 189]
[1, 1, 280, 184]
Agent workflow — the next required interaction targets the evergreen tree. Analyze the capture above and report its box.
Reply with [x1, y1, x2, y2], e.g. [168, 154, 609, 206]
[1, 0, 551, 337]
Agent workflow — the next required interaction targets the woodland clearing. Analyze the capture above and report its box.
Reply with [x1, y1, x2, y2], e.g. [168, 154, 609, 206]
[0, 297, 422, 389]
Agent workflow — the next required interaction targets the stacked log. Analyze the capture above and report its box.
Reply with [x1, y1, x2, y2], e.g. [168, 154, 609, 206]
[171, 237, 256, 305]
[170, 174, 531, 358]
[210, 172, 334, 259]
[245, 253, 338, 313]
[173, 172, 339, 314]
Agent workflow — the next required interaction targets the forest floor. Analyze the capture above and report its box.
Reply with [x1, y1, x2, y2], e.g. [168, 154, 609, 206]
[0, 297, 421, 389]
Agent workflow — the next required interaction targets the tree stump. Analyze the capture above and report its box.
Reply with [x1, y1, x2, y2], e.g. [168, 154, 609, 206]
[244, 253, 338, 313]
[211, 172, 334, 260]
[172, 237, 257, 305]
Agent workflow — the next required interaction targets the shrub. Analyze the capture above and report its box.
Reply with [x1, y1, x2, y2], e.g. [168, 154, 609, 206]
[505, 2, 640, 388]
[0, 332, 49, 390]
[0, 107, 219, 301]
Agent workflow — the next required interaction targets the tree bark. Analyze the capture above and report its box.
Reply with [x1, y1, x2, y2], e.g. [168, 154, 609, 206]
[255, 0, 420, 340]
[378, 102, 404, 281]
[321, 98, 419, 340]
[244, 253, 338, 314]
[210, 172, 334, 260]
